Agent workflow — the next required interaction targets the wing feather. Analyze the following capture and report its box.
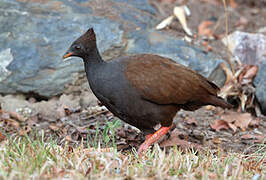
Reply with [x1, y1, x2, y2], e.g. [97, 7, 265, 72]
[125, 54, 219, 105]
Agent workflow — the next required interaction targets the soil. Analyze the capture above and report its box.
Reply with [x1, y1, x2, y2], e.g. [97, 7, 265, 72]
[0, 0, 266, 153]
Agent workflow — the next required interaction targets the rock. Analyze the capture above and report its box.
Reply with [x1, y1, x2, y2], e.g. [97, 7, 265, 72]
[0, 95, 31, 113]
[0, 0, 125, 97]
[79, 91, 98, 108]
[254, 58, 266, 115]
[0, 0, 227, 97]
[125, 30, 227, 87]
[0, 93, 85, 120]
[222, 31, 266, 65]
[0, 48, 13, 82]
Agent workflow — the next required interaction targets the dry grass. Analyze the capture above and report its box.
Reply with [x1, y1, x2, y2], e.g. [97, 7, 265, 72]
[0, 133, 265, 179]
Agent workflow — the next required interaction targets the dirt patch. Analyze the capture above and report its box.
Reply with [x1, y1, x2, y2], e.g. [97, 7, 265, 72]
[1, 101, 265, 154]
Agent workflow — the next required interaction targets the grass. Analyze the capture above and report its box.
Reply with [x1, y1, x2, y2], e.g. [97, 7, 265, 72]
[0, 132, 265, 179]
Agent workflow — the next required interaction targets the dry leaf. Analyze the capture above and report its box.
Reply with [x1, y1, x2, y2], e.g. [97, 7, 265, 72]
[19, 125, 31, 136]
[173, 6, 192, 36]
[49, 124, 60, 131]
[241, 134, 265, 143]
[198, 20, 214, 38]
[4, 119, 20, 129]
[156, 16, 174, 30]
[221, 111, 253, 131]
[249, 117, 260, 127]
[212, 137, 221, 144]
[160, 129, 200, 149]
[9, 111, 24, 122]
[228, 122, 237, 132]
[200, 0, 237, 8]
[238, 65, 258, 83]
[229, 0, 238, 8]
[210, 119, 230, 131]
[242, 65, 258, 82]
[65, 135, 74, 142]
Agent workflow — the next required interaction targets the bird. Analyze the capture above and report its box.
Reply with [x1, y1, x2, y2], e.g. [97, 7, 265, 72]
[63, 28, 232, 155]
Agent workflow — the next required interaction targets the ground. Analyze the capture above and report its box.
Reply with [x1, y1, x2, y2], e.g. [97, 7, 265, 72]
[0, 0, 265, 179]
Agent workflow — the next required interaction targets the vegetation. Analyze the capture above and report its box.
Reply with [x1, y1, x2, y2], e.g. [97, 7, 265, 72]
[0, 131, 264, 179]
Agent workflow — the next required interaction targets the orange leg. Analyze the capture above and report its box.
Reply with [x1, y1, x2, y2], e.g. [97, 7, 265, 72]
[145, 134, 153, 140]
[138, 126, 171, 156]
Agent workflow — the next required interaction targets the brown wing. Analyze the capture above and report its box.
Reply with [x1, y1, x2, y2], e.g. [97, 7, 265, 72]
[125, 54, 220, 105]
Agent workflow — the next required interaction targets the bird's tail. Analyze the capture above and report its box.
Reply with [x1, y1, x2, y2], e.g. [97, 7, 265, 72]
[208, 95, 233, 109]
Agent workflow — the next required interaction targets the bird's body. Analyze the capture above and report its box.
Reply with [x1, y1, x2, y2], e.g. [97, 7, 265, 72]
[85, 54, 179, 135]
[63, 28, 232, 155]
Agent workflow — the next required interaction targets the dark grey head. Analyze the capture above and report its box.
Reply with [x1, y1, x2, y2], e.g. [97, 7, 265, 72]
[63, 28, 97, 60]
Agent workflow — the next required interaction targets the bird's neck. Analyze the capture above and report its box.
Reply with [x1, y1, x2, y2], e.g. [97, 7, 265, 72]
[83, 48, 104, 67]
[83, 48, 105, 83]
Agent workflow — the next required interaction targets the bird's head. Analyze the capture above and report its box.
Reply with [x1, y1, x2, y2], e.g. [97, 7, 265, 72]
[63, 28, 96, 60]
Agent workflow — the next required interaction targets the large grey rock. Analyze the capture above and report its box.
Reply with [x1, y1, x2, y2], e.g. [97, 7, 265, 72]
[0, 0, 227, 97]
[222, 31, 266, 65]
[254, 58, 266, 115]
[0, 0, 125, 97]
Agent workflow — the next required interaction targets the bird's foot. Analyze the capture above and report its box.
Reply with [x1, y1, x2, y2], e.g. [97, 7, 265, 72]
[138, 126, 171, 157]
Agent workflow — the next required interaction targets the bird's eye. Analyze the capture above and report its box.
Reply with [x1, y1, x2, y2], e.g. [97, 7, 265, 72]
[75, 45, 81, 50]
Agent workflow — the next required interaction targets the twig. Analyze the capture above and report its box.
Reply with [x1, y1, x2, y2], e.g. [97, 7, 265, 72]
[222, 0, 235, 75]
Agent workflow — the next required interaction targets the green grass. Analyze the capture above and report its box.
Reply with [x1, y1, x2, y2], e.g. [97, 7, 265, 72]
[0, 133, 265, 179]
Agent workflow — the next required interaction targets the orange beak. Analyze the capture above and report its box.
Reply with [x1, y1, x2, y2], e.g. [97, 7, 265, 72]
[63, 52, 73, 59]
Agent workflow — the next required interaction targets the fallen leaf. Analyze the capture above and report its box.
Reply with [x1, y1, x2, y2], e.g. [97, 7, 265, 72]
[229, 0, 238, 8]
[198, 20, 214, 38]
[156, 15, 175, 30]
[249, 117, 260, 127]
[4, 119, 20, 129]
[227, 122, 237, 132]
[173, 6, 192, 36]
[49, 124, 60, 131]
[200, 0, 237, 8]
[242, 65, 258, 82]
[160, 129, 201, 149]
[210, 119, 230, 131]
[9, 111, 24, 122]
[65, 135, 74, 142]
[212, 137, 221, 144]
[241, 134, 265, 143]
[19, 125, 31, 136]
[221, 112, 253, 131]
[238, 65, 258, 83]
